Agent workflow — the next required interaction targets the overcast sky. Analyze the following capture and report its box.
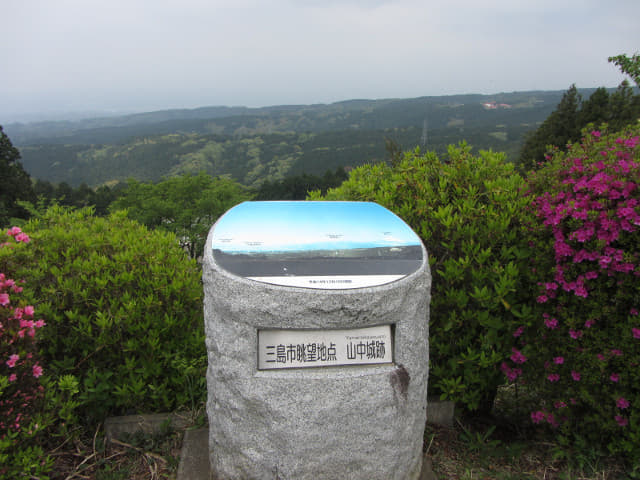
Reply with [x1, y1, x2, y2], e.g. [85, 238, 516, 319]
[2, 0, 639, 122]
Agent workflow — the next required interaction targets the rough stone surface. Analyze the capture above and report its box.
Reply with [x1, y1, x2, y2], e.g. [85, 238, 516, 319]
[426, 398, 456, 427]
[175, 426, 438, 480]
[419, 455, 437, 480]
[103, 413, 189, 442]
[178, 428, 212, 480]
[203, 224, 431, 480]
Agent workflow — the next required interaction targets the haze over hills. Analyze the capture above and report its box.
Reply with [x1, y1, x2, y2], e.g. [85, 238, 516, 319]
[7, 91, 574, 145]
[5, 89, 602, 188]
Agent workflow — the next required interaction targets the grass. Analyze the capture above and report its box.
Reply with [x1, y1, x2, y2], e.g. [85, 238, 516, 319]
[49, 407, 207, 480]
[426, 420, 628, 479]
[46, 388, 633, 480]
[425, 386, 631, 480]
[50, 426, 182, 480]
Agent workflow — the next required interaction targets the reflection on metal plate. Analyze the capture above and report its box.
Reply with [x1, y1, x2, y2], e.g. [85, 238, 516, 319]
[212, 201, 423, 289]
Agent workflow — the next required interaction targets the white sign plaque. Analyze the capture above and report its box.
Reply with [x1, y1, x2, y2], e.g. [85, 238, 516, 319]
[258, 325, 393, 370]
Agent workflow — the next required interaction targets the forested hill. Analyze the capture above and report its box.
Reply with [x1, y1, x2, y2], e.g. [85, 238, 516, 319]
[8, 91, 574, 145]
[8, 89, 600, 188]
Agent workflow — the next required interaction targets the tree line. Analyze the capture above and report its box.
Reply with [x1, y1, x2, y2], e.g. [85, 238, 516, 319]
[2, 54, 639, 251]
[520, 54, 640, 169]
[0, 129, 349, 257]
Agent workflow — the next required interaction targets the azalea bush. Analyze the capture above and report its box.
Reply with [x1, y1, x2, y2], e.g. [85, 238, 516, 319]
[8, 206, 206, 425]
[0, 227, 53, 479]
[507, 126, 640, 463]
[310, 144, 533, 412]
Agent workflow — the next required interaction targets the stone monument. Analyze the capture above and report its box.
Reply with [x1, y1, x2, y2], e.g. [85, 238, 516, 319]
[203, 201, 431, 480]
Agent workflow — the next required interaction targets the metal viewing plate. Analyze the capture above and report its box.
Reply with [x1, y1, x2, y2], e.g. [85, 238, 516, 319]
[212, 201, 423, 289]
[258, 325, 393, 370]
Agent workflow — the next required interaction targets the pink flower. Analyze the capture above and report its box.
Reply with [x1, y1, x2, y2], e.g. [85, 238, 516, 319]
[618, 206, 637, 219]
[547, 373, 560, 382]
[531, 411, 546, 424]
[615, 415, 628, 427]
[6, 227, 21, 237]
[631, 308, 639, 316]
[0, 293, 9, 306]
[617, 397, 630, 409]
[610, 373, 620, 382]
[571, 226, 594, 242]
[585, 270, 598, 279]
[599, 256, 612, 268]
[569, 330, 583, 339]
[32, 364, 43, 378]
[571, 371, 581, 381]
[510, 348, 527, 364]
[610, 349, 623, 357]
[24, 305, 34, 317]
[500, 362, 521, 381]
[626, 136, 640, 148]
[592, 131, 602, 138]
[554, 241, 573, 258]
[554, 401, 567, 409]
[34, 319, 46, 328]
[574, 249, 597, 263]
[553, 356, 564, 364]
[633, 328, 640, 339]
[8, 373, 17, 382]
[6, 354, 19, 368]
[574, 285, 588, 298]
[546, 413, 559, 428]
[15, 232, 30, 243]
[537, 295, 548, 303]
[513, 326, 524, 338]
[584, 319, 596, 328]
[19, 318, 33, 329]
[544, 318, 558, 329]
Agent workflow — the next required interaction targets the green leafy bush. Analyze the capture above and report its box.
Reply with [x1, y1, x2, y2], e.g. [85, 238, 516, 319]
[6, 206, 206, 425]
[309, 144, 533, 412]
[508, 126, 640, 463]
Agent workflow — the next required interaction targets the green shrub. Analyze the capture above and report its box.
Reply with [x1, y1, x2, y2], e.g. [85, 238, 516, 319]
[111, 172, 252, 258]
[309, 144, 533, 412]
[509, 126, 640, 464]
[5, 206, 206, 425]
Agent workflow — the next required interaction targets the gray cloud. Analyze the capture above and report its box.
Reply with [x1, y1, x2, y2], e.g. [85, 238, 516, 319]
[1, 0, 638, 121]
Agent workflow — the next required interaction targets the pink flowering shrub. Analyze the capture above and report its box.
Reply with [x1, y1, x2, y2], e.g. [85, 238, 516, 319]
[0, 228, 52, 478]
[509, 126, 640, 462]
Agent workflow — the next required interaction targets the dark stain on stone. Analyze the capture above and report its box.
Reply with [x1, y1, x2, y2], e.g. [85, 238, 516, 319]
[390, 364, 410, 400]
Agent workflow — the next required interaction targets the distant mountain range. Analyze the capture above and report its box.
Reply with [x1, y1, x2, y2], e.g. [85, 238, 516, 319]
[6, 89, 602, 188]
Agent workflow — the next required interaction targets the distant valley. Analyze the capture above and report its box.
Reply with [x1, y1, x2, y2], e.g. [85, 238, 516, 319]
[6, 90, 598, 188]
